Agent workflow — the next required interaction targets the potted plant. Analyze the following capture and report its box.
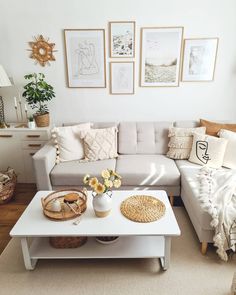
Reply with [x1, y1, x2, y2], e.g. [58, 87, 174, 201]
[22, 73, 55, 127]
[27, 115, 35, 129]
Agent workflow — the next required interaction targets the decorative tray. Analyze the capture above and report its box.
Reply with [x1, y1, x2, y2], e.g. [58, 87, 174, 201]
[41, 189, 87, 221]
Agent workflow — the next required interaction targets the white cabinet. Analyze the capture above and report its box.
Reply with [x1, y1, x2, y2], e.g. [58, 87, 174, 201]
[0, 124, 51, 183]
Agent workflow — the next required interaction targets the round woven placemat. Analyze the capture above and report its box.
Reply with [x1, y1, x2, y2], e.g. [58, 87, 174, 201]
[120, 195, 166, 223]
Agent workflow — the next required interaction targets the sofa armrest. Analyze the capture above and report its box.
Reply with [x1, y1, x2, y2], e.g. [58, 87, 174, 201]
[33, 141, 56, 190]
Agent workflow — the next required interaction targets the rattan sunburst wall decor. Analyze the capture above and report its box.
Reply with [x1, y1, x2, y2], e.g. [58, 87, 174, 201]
[28, 35, 57, 66]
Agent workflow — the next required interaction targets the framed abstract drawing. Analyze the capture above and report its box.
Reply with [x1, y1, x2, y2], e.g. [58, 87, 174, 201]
[64, 29, 106, 88]
[140, 27, 183, 87]
[182, 38, 219, 82]
[110, 62, 134, 94]
[109, 21, 135, 58]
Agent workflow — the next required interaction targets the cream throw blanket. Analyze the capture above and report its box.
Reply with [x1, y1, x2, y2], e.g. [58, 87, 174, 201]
[197, 167, 236, 261]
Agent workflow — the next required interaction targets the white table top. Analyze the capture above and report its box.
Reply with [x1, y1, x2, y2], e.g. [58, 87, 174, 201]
[10, 190, 181, 237]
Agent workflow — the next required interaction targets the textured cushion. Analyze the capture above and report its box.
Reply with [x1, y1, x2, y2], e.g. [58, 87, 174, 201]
[79, 127, 118, 161]
[118, 122, 173, 155]
[167, 126, 206, 159]
[50, 159, 116, 186]
[189, 133, 228, 169]
[219, 129, 236, 169]
[116, 154, 180, 186]
[200, 119, 236, 136]
[51, 123, 91, 163]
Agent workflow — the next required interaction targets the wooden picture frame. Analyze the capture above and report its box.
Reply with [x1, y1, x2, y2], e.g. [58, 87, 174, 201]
[64, 29, 106, 88]
[110, 62, 135, 95]
[109, 21, 135, 58]
[181, 38, 219, 82]
[140, 27, 184, 87]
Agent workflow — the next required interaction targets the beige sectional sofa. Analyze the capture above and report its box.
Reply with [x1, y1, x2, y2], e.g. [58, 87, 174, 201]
[33, 120, 218, 254]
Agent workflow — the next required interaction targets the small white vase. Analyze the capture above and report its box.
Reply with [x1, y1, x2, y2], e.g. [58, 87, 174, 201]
[92, 191, 112, 217]
[28, 121, 36, 129]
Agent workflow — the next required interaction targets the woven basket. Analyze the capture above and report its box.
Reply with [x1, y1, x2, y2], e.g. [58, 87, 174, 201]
[49, 236, 87, 248]
[0, 172, 17, 205]
[34, 113, 50, 127]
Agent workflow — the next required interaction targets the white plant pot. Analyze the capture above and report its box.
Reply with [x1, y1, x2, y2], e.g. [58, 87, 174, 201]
[92, 191, 112, 217]
[28, 121, 36, 129]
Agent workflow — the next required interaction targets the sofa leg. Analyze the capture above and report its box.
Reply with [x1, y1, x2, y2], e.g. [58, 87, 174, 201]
[201, 242, 208, 255]
[169, 193, 174, 206]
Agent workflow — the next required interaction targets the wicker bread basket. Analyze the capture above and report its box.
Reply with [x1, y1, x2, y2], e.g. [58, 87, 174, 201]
[0, 171, 17, 205]
[41, 189, 87, 221]
[49, 236, 87, 248]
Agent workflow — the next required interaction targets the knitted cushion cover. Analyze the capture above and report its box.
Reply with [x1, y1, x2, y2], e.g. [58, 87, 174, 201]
[79, 127, 118, 161]
[167, 126, 206, 160]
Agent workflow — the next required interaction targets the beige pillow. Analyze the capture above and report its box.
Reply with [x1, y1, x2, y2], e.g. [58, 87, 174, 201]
[167, 127, 206, 159]
[51, 123, 91, 163]
[189, 133, 228, 168]
[219, 129, 236, 169]
[79, 127, 118, 161]
[200, 119, 236, 136]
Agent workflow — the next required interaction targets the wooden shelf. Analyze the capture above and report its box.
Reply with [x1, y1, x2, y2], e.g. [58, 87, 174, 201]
[30, 236, 165, 259]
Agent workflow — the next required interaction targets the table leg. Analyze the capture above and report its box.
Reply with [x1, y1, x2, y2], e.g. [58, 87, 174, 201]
[21, 237, 38, 270]
[160, 236, 171, 270]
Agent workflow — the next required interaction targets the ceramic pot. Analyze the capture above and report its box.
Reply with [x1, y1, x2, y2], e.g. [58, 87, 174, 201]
[27, 121, 36, 129]
[92, 190, 112, 217]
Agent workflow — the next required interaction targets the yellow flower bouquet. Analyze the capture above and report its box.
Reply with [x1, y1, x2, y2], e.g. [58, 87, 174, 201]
[83, 169, 122, 195]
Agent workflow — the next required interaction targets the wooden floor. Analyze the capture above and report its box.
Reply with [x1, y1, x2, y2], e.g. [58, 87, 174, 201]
[0, 183, 36, 254]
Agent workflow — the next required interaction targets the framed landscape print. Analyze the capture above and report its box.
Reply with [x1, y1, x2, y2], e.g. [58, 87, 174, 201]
[64, 29, 106, 88]
[110, 62, 134, 94]
[182, 38, 219, 82]
[140, 27, 183, 87]
[109, 21, 135, 58]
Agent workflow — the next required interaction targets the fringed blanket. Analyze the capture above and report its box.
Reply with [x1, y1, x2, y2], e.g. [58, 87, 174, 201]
[197, 167, 236, 261]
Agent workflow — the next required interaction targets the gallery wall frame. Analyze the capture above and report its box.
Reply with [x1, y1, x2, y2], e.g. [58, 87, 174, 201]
[109, 21, 136, 58]
[181, 38, 219, 82]
[109, 61, 135, 95]
[64, 29, 106, 88]
[140, 26, 184, 87]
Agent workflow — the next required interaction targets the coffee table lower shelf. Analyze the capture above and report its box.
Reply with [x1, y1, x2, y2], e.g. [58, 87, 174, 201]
[20, 235, 171, 271]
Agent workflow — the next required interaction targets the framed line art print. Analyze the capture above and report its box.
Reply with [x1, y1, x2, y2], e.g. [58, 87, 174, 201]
[109, 21, 135, 58]
[64, 29, 106, 88]
[110, 62, 134, 94]
[182, 38, 219, 82]
[140, 27, 183, 87]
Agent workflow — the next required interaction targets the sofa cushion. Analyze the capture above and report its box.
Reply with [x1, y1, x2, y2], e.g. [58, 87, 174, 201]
[116, 155, 180, 186]
[50, 159, 116, 186]
[200, 119, 236, 136]
[175, 160, 212, 230]
[175, 160, 232, 231]
[188, 133, 228, 168]
[118, 122, 173, 155]
[167, 126, 206, 160]
[79, 127, 118, 161]
[219, 129, 236, 169]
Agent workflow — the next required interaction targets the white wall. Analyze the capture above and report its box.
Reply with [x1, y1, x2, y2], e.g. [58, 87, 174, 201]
[1, 0, 236, 125]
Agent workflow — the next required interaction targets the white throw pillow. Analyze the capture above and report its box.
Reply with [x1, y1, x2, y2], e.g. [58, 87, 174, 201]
[219, 129, 236, 169]
[51, 123, 91, 163]
[167, 126, 206, 159]
[188, 133, 228, 169]
[79, 127, 118, 161]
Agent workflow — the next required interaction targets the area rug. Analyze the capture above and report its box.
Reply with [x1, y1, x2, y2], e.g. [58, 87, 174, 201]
[0, 208, 235, 295]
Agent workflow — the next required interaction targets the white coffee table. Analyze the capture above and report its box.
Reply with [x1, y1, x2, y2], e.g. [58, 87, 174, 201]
[10, 190, 180, 271]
